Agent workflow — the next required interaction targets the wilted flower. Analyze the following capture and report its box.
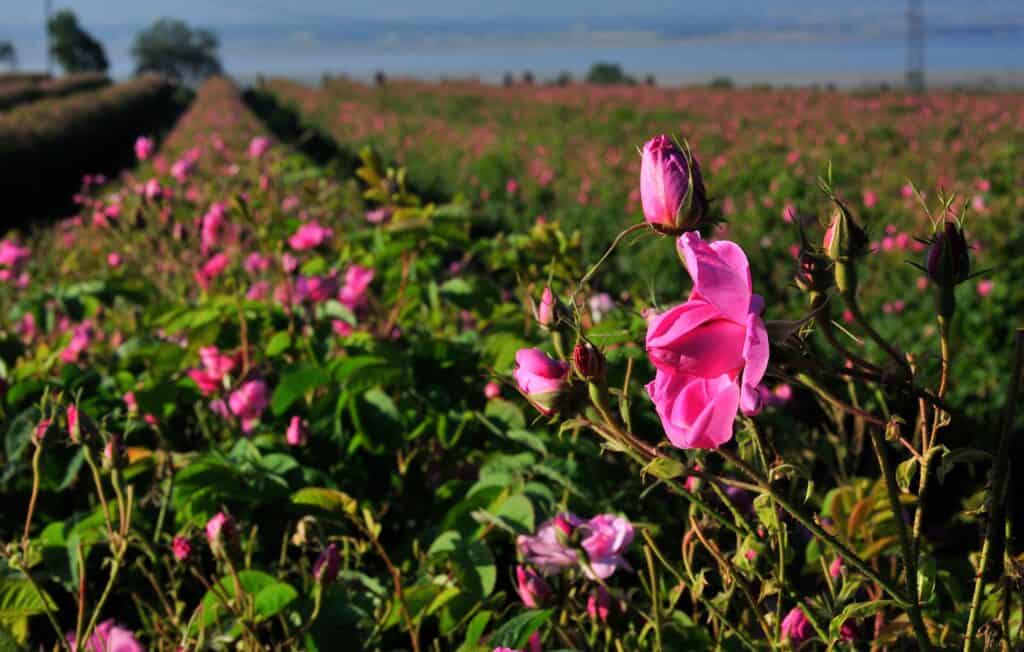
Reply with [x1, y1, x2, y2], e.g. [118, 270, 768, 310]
[513, 348, 569, 415]
[639, 134, 707, 233]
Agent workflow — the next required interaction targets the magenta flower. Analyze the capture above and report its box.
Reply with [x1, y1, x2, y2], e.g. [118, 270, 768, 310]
[286, 416, 307, 446]
[281, 253, 299, 274]
[60, 323, 94, 364]
[143, 178, 163, 201]
[294, 274, 339, 304]
[67, 405, 80, 443]
[639, 135, 707, 232]
[67, 619, 144, 652]
[578, 514, 634, 579]
[248, 136, 271, 159]
[645, 233, 769, 449]
[195, 253, 231, 290]
[516, 514, 582, 574]
[977, 279, 994, 297]
[244, 252, 270, 274]
[206, 511, 237, 549]
[484, 381, 501, 399]
[172, 536, 191, 561]
[0, 239, 31, 272]
[515, 565, 552, 608]
[339, 265, 375, 310]
[314, 543, 340, 584]
[228, 379, 269, 432]
[187, 346, 236, 396]
[288, 221, 334, 251]
[513, 348, 569, 415]
[587, 585, 612, 622]
[781, 606, 812, 643]
[134, 136, 154, 161]
[107, 253, 122, 268]
[201, 204, 227, 254]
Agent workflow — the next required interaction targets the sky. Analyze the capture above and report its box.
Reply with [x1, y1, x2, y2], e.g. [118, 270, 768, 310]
[2, 1, 1022, 84]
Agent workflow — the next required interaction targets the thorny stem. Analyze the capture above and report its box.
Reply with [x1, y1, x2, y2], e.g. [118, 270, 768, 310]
[716, 448, 915, 609]
[964, 328, 1024, 650]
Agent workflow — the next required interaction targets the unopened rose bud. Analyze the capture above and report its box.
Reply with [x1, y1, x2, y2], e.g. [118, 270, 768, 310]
[67, 405, 80, 443]
[823, 204, 869, 262]
[205, 512, 237, 554]
[513, 348, 569, 416]
[572, 343, 606, 381]
[285, 416, 308, 447]
[34, 418, 51, 442]
[103, 435, 125, 470]
[925, 219, 970, 289]
[313, 543, 340, 585]
[794, 250, 833, 295]
[515, 565, 552, 608]
[536, 287, 555, 328]
[640, 135, 707, 233]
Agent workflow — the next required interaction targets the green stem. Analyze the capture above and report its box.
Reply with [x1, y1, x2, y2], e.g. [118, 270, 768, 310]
[964, 328, 1024, 650]
[868, 428, 931, 649]
[842, 292, 912, 377]
[717, 448, 913, 608]
[577, 222, 647, 289]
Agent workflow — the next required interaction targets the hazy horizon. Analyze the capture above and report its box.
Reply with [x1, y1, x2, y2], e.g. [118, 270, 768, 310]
[2, 1, 1023, 86]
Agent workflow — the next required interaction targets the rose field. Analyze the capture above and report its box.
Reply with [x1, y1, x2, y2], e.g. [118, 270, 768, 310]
[0, 74, 1022, 651]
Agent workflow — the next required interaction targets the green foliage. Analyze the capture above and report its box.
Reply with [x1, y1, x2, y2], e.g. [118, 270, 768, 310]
[47, 10, 108, 74]
[131, 18, 222, 82]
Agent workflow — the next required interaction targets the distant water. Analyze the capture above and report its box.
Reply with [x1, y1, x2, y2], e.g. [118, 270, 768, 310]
[225, 33, 1024, 87]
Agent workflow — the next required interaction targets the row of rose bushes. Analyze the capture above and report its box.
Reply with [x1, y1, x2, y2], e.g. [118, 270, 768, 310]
[0, 75, 182, 226]
[0, 73, 110, 112]
[0, 76, 658, 651]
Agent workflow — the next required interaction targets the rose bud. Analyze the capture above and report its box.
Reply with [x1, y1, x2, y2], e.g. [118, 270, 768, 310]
[536, 287, 555, 328]
[925, 219, 970, 288]
[172, 536, 192, 562]
[313, 543, 340, 585]
[781, 606, 812, 644]
[102, 435, 125, 470]
[794, 249, 833, 296]
[285, 416, 308, 446]
[587, 585, 612, 622]
[822, 203, 869, 263]
[67, 405, 81, 443]
[512, 348, 569, 415]
[515, 565, 552, 608]
[640, 135, 707, 233]
[572, 342, 606, 381]
[205, 512, 238, 554]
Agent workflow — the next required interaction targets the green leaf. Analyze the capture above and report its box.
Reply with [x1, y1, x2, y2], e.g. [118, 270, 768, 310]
[753, 494, 779, 533]
[643, 457, 685, 481]
[253, 581, 298, 620]
[195, 571, 296, 632]
[829, 600, 892, 641]
[896, 457, 918, 493]
[458, 610, 492, 651]
[291, 487, 358, 515]
[265, 332, 292, 357]
[487, 609, 553, 648]
[5, 408, 40, 462]
[0, 579, 56, 645]
[271, 366, 330, 415]
[490, 493, 535, 533]
[0, 620, 24, 651]
[917, 557, 936, 605]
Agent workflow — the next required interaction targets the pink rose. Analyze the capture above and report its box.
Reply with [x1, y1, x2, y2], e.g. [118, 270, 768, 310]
[134, 136, 154, 161]
[294, 274, 339, 304]
[206, 511, 236, 548]
[537, 287, 555, 327]
[67, 619, 144, 652]
[781, 606, 811, 643]
[484, 381, 501, 399]
[288, 221, 334, 251]
[512, 348, 568, 415]
[587, 585, 612, 622]
[645, 233, 768, 449]
[515, 565, 552, 608]
[578, 514, 633, 579]
[286, 416, 307, 446]
[67, 405, 80, 443]
[172, 535, 191, 561]
[107, 253, 122, 268]
[339, 265, 374, 309]
[639, 134, 707, 232]
[228, 379, 269, 432]
[516, 514, 581, 574]
[248, 136, 271, 159]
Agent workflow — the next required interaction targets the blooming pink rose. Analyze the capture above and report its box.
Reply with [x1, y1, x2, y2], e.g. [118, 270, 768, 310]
[639, 134, 706, 231]
[134, 136, 154, 161]
[288, 221, 334, 251]
[339, 265, 375, 309]
[781, 606, 811, 643]
[0, 240, 31, 271]
[188, 346, 236, 395]
[515, 565, 552, 608]
[516, 514, 581, 574]
[228, 379, 269, 432]
[171, 158, 192, 183]
[578, 514, 633, 579]
[281, 253, 299, 274]
[286, 416, 307, 446]
[172, 535, 191, 561]
[107, 253, 122, 268]
[201, 204, 227, 254]
[196, 253, 231, 290]
[244, 252, 270, 274]
[294, 274, 339, 304]
[67, 619, 144, 652]
[246, 280, 271, 300]
[248, 136, 271, 159]
[61, 323, 95, 364]
[513, 348, 569, 415]
[645, 233, 768, 449]
[143, 178, 163, 201]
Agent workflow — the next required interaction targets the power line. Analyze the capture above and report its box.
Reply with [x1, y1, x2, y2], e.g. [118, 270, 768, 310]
[906, 0, 925, 92]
